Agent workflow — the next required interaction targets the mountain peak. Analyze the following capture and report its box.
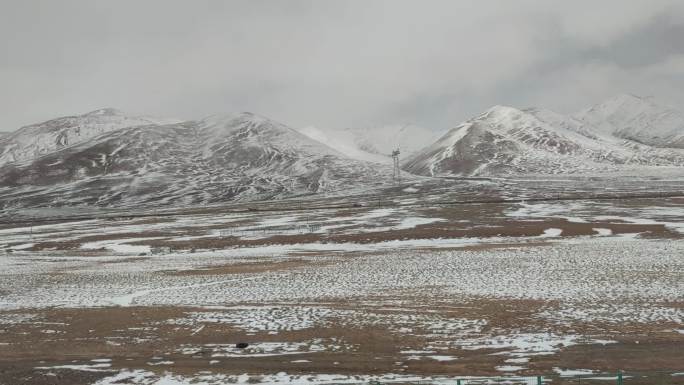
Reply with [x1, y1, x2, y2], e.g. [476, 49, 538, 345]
[478, 105, 540, 131]
[484, 105, 523, 117]
[593, 94, 654, 110]
[83, 108, 124, 117]
[607, 93, 645, 102]
[0, 108, 178, 167]
[200, 111, 270, 127]
[582, 94, 676, 117]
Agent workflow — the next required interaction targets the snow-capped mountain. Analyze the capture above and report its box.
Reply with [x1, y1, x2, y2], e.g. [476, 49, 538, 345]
[403, 101, 684, 177]
[2, 95, 683, 210]
[0, 108, 180, 167]
[575, 94, 684, 149]
[0, 111, 394, 209]
[297, 124, 441, 164]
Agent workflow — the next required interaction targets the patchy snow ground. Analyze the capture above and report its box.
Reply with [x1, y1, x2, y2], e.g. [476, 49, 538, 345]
[89, 370, 552, 385]
[176, 340, 345, 358]
[553, 368, 595, 376]
[507, 200, 684, 234]
[1, 236, 682, 324]
[1, 196, 682, 384]
[0, 204, 450, 250]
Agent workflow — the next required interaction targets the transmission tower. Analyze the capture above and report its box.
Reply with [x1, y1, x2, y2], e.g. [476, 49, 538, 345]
[391, 148, 401, 182]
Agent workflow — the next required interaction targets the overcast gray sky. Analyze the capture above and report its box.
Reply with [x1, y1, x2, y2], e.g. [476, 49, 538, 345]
[2, 0, 684, 132]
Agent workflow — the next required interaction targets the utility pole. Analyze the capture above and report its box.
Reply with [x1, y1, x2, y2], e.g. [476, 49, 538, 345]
[391, 148, 401, 183]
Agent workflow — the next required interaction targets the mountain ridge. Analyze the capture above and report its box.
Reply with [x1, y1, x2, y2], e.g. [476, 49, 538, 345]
[0, 108, 181, 168]
[0, 111, 395, 209]
[574, 93, 684, 149]
[2, 94, 683, 210]
[403, 97, 684, 177]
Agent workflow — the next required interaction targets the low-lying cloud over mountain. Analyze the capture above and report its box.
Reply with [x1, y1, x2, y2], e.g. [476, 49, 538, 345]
[3, 1, 684, 133]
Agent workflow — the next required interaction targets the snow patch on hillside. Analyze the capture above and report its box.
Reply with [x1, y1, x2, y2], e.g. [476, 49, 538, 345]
[298, 124, 441, 164]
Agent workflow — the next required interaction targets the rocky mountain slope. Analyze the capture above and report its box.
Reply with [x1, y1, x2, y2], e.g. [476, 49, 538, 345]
[0, 112, 394, 209]
[297, 124, 440, 164]
[403, 96, 684, 177]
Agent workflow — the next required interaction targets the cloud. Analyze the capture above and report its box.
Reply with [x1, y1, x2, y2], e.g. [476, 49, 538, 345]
[1, 0, 683, 132]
